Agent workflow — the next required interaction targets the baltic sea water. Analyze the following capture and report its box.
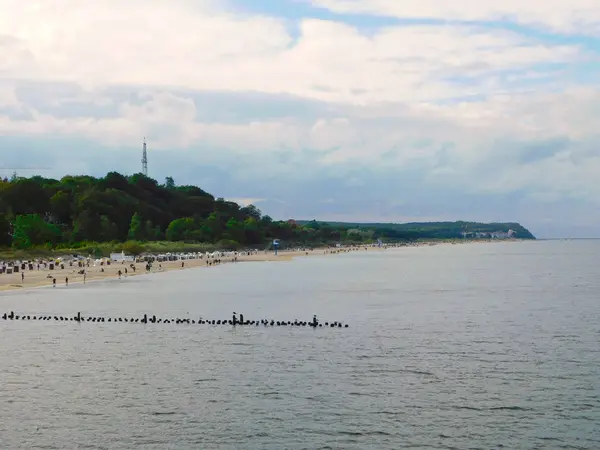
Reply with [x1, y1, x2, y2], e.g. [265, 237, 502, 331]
[0, 240, 598, 449]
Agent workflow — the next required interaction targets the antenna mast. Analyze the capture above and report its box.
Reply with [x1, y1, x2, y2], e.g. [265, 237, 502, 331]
[141, 137, 148, 176]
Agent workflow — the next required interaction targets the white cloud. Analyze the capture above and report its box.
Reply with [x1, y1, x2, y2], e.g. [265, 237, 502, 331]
[1, 87, 598, 208]
[0, 0, 599, 235]
[0, 1, 588, 104]
[0, 84, 20, 107]
[310, 0, 600, 34]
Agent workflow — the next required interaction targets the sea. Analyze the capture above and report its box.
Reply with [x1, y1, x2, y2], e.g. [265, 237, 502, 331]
[0, 240, 598, 450]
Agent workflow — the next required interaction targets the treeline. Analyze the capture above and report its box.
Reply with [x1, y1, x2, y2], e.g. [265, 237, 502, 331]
[0, 172, 534, 252]
[296, 220, 536, 240]
[0, 172, 364, 250]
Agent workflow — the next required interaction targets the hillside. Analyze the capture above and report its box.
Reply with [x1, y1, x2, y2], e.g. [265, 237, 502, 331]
[0, 172, 534, 253]
[296, 220, 536, 240]
[0, 172, 301, 250]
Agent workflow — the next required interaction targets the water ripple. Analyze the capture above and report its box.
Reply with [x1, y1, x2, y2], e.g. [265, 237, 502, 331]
[0, 240, 599, 449]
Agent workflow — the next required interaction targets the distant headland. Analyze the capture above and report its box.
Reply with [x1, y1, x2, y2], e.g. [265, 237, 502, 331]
[295, 220, 536, 241]
[0, 172, 535, 259]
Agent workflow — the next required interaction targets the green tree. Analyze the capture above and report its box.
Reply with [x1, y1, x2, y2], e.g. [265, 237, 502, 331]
[12, 214, 61, 249]
[201, 212, 225, 241]
[4, 178, 50, 215]
[166, 217, 195, 241]
[225, 218, 245, 243]
[128, 212, 143, 240]
[72, 210, 101, 242]
[50, 191, 72, 224]
[241, 204, 262, 220]
[99, 215, 119, 241]
[153, 224, 163, 240]
[103, 171, 129, 191]
[0, 170, 536, 250]
[0, 214, 11, 247]
[243, 217, 263, 244]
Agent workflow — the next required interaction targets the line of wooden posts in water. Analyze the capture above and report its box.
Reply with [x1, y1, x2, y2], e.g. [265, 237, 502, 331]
[1, 312, 349, 328]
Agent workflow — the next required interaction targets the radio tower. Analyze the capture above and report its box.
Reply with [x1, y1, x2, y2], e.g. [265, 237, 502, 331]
[141, 137, 148, 176]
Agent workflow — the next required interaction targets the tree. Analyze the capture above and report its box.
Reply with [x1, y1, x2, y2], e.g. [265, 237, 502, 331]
[3, 178, 50, 215]
[225, 218, 245, 243]
[103, 171, 129, 191]
[166, 217, 195, 241]
[12, 214, 61, 249]
[241, 204, 262, 220]
[144, 220, 157, 241]
[72, 210, 101, 242]
[50, 191, 72, 224]
[128, 212, 143, 240]
[0, 170, 537, 249]
[0, 214, 11, 247]
[243, 217, 263, 244]
[201, 212, 224, 241]
[99, 215, 119, 241]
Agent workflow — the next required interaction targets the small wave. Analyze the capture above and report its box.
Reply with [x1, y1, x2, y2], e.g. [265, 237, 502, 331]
[335, 430, 393, 437]
[367, 368, 437, 377]
[260, 391, 281, 397]
[247, 431, 269, 438]
[194, 378, 217, 383]
[374, 410, 406, 416]
[489, 406, 531, 411]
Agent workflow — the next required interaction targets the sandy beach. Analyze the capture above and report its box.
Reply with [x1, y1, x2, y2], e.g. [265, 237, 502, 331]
[0, 239, 518, 293]
[0, 247, 368, 292]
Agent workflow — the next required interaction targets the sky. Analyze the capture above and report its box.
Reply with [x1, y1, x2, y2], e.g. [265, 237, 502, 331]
[1, 0, 600, 238]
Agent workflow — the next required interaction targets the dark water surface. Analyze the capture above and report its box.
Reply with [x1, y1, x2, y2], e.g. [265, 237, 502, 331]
[1, 240, 599, 449]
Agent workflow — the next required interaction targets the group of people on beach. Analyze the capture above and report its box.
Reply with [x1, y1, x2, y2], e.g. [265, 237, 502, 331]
[1, 243, 399, 291]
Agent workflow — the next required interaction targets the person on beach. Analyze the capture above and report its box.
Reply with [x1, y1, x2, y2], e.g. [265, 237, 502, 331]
[65, 277, 68, 286]
[52, 278, 56, 288]
[118, 269, 122, 279]
[83, 272, 86, 284]
[21, 272, 24, 283]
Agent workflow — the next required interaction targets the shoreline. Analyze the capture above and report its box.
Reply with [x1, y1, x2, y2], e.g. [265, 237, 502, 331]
[0, 247, 354, 293]
[0, 239, 527, 294]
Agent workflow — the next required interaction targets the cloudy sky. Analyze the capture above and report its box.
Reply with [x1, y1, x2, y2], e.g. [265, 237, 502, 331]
[1, 0, 600, 237]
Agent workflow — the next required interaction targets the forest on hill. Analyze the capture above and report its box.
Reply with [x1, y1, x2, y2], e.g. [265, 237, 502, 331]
[296, 220, 536, 240]
[0, 172, 534, 253]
